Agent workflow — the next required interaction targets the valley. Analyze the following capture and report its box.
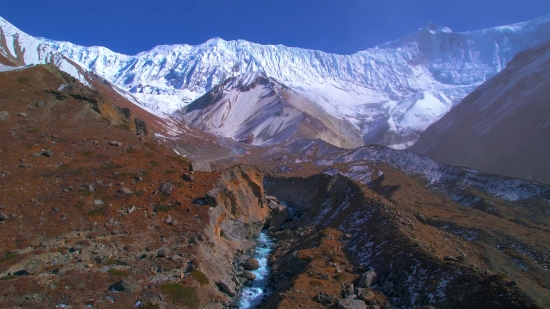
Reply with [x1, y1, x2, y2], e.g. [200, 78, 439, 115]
[0, 10, 549, 309]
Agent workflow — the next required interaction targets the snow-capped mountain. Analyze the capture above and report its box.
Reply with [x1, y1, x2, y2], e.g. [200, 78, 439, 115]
[175, 72, 364, 148]
[411, 40, 550, 184]
[1, 15, 550, 148]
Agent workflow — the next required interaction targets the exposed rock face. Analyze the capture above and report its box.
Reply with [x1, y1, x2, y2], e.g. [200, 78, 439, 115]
[205, 165, 269, 241]
[190, 161, 211, 172]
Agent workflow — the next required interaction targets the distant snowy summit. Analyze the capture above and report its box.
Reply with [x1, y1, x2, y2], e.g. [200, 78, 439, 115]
[1, 14, 550, 148]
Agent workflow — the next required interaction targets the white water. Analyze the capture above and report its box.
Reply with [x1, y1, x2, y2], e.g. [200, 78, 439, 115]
[238, 231, 274, 308]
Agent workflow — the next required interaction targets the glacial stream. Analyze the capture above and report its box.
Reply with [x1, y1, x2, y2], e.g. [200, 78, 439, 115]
[237, 231, 274, 308]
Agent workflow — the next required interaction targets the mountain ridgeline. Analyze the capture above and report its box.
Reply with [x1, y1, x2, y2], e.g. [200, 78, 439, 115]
[1, 15, 550, 148]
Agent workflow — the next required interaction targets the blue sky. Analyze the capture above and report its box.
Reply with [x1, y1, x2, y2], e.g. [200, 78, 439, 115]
[2, 0, 550, 55]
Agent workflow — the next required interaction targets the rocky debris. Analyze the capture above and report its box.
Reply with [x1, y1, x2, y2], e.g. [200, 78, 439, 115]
[265, 195, 278, 201]
[0, 111, 9, 121]
[62, 187, 74, 192]
[358, 269, 378, 288]
[204, 188, 218, 206]
[25, 259, 43, 274]
[19, 163, 33, 168]
[217, 279, 237, 297]
[316, 292, 334, 306]
[118, 187, 133, 194]
[36, 101, 44, 107]
[190, 161, 211, 172]
[18, 112, 27, 117]
[31, 152, 41, 157]
[108, 141, 123, 147]
[158, 182, 173, 196]
[42, 149, 54, 157]
[242, 270, 256, 280]
[243, 258, 260, 270]
[108, 277, 142, 294]
[0, 213, 7, 221]
[337, 298, 366, 309]
[94, 200, 104, 206]
[128, 206, 136, 214]
[182, 173, 194, 182]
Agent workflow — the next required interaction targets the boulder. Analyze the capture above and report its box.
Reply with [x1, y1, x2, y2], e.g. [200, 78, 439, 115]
[158, 182, 174, 196]
[242, 270, 256, 280]
[118, 187, 133, 194]
[18, 112, 27, 117]
[337, 298, 366, 309]
[217, 279, 236, 297]
[163, 216, 174, 224]
[357, 269, 378, 288]
[24, 259, 43, 274]
[269, 207, 292, 227]
[42, 149, 54, 157]
[243, 258, 260, 270]
[108, 141, 122, 147]
[190, 161, 211, 172]
[265, 195, 278, 201]
[0, 111, 9, 122]
[108, 277, 142, 293]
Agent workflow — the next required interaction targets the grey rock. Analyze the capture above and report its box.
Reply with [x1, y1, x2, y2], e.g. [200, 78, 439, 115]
[94, 200, 104, 206]
[128, 206, 136, 214]
[119, 187, 133, 194]
[31, 152, 41, 157]
[265, 195, 278, 201]
[242, 270, 256, 280]
[0, 111, 9, 121]
[243, 258, 260, 270]
[42, 149, 54, 157]
[0, 213, 7, 221]
[358, 269, 378, 288]
[19, 164, 33, 168]
[88, 184, 95, 192]
[163, 215, 173, 224]
[190, 161, 211, 172]
[337, 298, 366, 309]
[269, 206, 292, 227]
[159, 182, 174, 196]
[18, 112, 27, 117]
[25, 259, 43, 274]
[36, 101, 44, 107]
[108, 277, 142, 294]
[217, 279, 236, 297]
[108, 141, 122, 147]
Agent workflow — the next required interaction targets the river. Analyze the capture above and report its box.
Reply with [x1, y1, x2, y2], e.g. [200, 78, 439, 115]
[237, 231, 274, 308]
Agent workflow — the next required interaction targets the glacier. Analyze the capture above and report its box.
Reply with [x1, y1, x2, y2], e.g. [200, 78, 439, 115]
[1, 14, 549, 147]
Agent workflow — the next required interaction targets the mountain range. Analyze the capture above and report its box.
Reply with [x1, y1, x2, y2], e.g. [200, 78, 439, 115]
[1, 15, 550, 148]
